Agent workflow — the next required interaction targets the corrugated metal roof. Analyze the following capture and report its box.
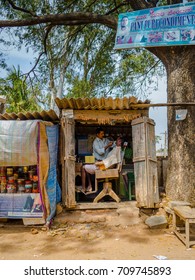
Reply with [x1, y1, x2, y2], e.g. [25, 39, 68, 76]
[55, 97, 150, 110]
[0, 109, 59, 122]
[0, 97, 150, 121]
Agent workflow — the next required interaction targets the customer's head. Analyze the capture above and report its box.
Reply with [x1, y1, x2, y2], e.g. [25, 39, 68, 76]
[116, 136, 123, 147]
[96, 127, 105, 139]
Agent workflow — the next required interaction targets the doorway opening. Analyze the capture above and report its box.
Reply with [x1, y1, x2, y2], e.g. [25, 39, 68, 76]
[74, 123, 135, 203]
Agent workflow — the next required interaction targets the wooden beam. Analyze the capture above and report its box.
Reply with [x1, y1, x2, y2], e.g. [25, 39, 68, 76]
[131, 103, 195, 108]
[68, 202, 119, 210]
[73, 109, 148, 124]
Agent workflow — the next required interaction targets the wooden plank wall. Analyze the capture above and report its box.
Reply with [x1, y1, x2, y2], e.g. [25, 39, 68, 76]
[132, 117, 159, 208]
[61, 110, 76, 208]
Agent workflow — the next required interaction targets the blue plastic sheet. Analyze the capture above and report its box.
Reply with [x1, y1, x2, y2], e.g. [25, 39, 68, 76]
[46, 125, 61, 222]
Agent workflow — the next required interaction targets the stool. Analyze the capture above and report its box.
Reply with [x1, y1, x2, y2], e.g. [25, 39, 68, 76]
[127, 172, 135, 201]
[93, 167, 121, 203]
[93, 179, 121, 203]
[173, 206, 195, 248]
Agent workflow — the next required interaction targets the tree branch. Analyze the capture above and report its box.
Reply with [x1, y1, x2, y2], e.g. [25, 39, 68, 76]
[44, 24, 54, 54]
[0, 13, 117, 30]
[129, 0, 156, 10]
[105, 1, 132, 15]
[6, 0, 37, 17]
[23, 51, 45, 80]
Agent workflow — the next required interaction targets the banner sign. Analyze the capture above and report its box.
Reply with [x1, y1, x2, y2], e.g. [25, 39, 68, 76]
[114, 3, 195, 49]
[0, 193, 43, 218]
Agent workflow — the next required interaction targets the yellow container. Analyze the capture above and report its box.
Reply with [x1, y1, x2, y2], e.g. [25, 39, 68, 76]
[85, 156, 95, 163]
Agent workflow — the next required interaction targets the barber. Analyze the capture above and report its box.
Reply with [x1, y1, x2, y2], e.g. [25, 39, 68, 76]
[81, 127, 114, 193]
[93, 127, 114, 161]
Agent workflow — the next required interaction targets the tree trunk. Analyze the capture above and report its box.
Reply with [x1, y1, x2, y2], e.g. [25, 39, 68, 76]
[151, 45, 195, 205]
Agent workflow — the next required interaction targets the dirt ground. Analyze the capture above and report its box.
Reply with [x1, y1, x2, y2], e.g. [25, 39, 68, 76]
[0, 201, 195, 260]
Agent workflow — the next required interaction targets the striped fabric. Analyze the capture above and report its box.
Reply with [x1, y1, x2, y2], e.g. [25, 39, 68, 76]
[0, 120, 39, 166]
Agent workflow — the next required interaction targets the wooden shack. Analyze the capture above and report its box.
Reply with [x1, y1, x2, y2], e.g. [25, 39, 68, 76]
[0, 109, 60, 225]
[0, 97, 160, 216]
[55, 96, 159, 210]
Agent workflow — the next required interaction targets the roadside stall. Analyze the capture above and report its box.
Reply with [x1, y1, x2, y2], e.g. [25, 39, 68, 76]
[0, 110, 61, 225]
[55, 96, 159, 210]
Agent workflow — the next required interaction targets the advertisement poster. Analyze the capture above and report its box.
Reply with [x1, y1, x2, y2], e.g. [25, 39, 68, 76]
[114, 2, 195, 49]
[0, 193, 43, 218]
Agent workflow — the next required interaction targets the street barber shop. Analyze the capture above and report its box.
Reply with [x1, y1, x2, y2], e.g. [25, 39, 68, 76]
[56, 96, 159, 210]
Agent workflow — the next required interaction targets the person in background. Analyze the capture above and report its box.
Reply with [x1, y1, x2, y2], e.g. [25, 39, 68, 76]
[81, 127, 114, 193]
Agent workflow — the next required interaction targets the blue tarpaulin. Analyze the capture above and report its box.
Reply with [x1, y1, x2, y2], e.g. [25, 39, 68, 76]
[46, 125, 61, 222]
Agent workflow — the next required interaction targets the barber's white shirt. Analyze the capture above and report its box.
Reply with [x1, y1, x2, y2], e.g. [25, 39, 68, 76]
[93, 137, 111, 161]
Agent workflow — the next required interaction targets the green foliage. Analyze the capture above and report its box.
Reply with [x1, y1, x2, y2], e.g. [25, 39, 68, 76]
[0, 0, 166, 107]
[124, 147, 133, 163]
[155, 135, 162, 144]
[0, 66, 41, 113]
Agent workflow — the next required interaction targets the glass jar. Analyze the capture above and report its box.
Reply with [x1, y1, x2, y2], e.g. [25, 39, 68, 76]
[17, 179, 25, 193]
[0, 176, 7, 193]
[7, 167, 13, 176]
[7, 179, 17, 193]
[25, 180, 32, 193]
[32, 181, 39, 193]
[0, 167, 6, 177]
[23, 166, 29, 173]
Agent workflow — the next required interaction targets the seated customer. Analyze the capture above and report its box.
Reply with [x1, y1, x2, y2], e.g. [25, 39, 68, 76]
[82, 136, 124, 193]
[95, 136, 124, 170]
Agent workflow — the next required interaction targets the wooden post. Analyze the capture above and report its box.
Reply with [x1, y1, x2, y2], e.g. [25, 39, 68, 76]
[61, 109, 76, 208]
